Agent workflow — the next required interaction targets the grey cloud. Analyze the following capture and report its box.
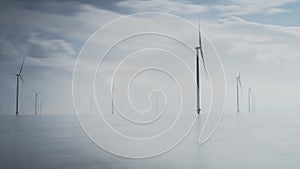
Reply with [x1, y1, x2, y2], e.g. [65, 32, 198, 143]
[115, 0, 209, 15]
[212, 0, 298, 16]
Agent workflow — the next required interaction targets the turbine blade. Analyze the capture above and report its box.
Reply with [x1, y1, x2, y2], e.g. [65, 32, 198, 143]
[199, 47, 208, 74]
[19, 56, 26, 74]
[198, 21, 208, 74]
[32, 89, 40, 95]
[238, 77, 242, 92]
[198, 20, 202, 48]
[20, 75, 25, 84]
[248, 88, 252, 97]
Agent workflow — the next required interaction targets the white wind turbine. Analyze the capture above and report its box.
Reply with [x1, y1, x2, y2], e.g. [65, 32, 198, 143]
[252, 93, 256, 112]
[195, 21, 208, 115]
[236, 72, 242, 113]
[15, 56, 26, 115]
[248, 87, 255, 113]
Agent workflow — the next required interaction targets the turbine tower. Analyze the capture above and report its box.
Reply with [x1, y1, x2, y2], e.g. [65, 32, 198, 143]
[252, 93, 255, 112]
[236, 72, 242, 113]
[15, 56, 26, 115]
[195, 21, 207, 115]
[32, 89, 40, 116]
[248, 87, 252, 113]
[248, 87, 255, 113]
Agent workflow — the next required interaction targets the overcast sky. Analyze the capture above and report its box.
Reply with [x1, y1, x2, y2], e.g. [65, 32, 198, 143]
[0, 0, 300, 115]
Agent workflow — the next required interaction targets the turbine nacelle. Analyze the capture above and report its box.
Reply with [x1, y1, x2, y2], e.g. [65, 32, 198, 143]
[236, 72, 241, 79]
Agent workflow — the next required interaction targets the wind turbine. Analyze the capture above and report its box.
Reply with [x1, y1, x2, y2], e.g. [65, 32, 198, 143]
[32, 89, 40, 116]
[15, 56, 26, 115]
[252, 93, 255, 112]
[248, 87, 252, 113]
[236, 72, 242, 113]
[195, 21, 208, 115]
[248, 88, 255, 113]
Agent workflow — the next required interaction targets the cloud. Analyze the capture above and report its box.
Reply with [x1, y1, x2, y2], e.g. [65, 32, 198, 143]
[211, 17, 300, 72]
[265, 7, 289, 14]
[0, 33, 76, 74]
[115, 0, 209, 15]
[115, 0, 297, 17]
[213, 0, 297, 16]
[27, 33, 75, 58]
[0, 1, 122, 44]
[0, 40, 19, 60]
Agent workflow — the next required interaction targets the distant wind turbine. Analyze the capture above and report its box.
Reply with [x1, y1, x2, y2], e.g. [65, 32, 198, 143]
[32, 89, 40, 116]
[252, 93, 255, 112]
[248, 87, 255, 113]
[248, 87, 252, 113]
[15, 56, 26, 115]
[195, 21, 208, 115]
[236, 72, 242, 113]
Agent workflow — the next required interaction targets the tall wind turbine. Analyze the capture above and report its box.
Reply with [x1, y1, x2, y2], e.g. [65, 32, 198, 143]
[15, 56, 26, 115]
[32, 90, 40, 115]
[248, 87, 252, 113]
[236, 72, 242, 113]
[195, 21, 208, 115]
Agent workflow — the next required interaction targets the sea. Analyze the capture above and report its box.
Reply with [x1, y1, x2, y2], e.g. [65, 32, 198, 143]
[0, 111, 299, 169]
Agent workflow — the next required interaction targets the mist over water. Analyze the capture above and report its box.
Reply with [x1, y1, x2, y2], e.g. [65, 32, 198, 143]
[0, 111, 299, 169]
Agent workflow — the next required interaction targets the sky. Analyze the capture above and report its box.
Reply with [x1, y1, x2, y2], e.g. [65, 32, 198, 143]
[0, 0, 300, 115]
